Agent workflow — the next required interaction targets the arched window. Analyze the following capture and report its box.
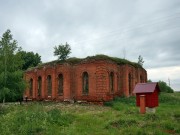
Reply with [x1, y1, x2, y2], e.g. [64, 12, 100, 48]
[140, 75, 143, 83]
[82, 72, 89, 95]
[117, 75, 121, 92]
[38, 76, 42, 96]
[58, 74, 63, 95]
[47, 75, 52, 96]
[129, 73, 131, 95]
[110, 72, 114, 92]
[29, 79, 33, 97]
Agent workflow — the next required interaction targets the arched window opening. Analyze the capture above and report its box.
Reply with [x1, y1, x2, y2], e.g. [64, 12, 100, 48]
[38, 76, 42, 96]
[47, 75, 52, 96]
[129, 73, 131, 95]
[110, 72, 114, 92]
[58, 74, 63, 95]
[29, 79, 33, 97]
[117, 75, 121, 92]
[140, 75, 143, 83]
[82, 72, 89, 95]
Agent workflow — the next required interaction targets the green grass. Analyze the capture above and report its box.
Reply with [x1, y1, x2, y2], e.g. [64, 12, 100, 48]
[0, 93, 179, 135]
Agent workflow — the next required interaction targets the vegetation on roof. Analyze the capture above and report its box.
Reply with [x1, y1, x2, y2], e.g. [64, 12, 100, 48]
[27, 54, 142, 71]
[85, 54, 142, 68]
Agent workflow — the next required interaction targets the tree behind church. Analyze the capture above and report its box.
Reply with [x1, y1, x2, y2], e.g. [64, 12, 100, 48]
[18, 51, 42, 70]
[158, 80, 174, 93]
[0, 29, 26, 103]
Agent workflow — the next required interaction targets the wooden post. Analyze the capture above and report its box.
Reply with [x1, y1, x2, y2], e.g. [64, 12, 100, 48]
[140, 95, 146, 114]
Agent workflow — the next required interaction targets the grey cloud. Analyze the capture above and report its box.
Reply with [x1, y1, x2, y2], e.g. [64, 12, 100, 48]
[0, 0, 180, 90]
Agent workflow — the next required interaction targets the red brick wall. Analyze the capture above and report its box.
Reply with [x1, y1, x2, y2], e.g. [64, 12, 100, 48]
[24, 60, 147, 102]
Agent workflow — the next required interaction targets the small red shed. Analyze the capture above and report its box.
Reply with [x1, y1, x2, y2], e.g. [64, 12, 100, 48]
[133, 82, 160, 108]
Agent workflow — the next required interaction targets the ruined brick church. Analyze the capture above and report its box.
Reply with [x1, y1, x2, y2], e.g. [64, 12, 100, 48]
[24, 55, 147, 102]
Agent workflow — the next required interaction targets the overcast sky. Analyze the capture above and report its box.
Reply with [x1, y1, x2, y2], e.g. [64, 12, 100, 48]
[0, 0, 180, 91]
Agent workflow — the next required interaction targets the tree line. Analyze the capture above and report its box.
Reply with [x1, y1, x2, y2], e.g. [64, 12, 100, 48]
[0, 29, 72, 103]
[148, 79, 174, 93]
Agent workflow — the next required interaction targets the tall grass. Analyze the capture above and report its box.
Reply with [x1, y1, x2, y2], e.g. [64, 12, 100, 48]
[103, 93, 180, 135]
[0, 103, 75, 135]
[0, 93, 179, 135]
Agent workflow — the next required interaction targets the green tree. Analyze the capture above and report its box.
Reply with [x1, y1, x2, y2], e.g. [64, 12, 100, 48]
[18, 51, 41, 70]
[138, 55, 144, 66]
[158, 80, 174, 93]
[0, 29, 26, 103]
[54, 42, 71, 60]
[147, 79, 152, 82]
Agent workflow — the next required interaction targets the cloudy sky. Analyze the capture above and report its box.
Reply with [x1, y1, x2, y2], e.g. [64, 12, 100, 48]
[0, 0, 180, 91]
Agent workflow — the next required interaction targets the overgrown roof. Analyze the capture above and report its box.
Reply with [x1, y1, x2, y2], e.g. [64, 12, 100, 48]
[27, 54, 142, 71]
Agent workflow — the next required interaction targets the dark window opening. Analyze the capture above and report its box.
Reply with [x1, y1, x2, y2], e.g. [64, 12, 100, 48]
[58, 74, 63, 95]
[47, 75, 52, 96]
[110, 72, 114, 92]
[82, 72, 89, 95]
[140, 75, 143, 83]
[29, 79, 33, 97]
[38, 76, 42, 96]
[129, 73, 131, 95]
[117, 75, 121, 92]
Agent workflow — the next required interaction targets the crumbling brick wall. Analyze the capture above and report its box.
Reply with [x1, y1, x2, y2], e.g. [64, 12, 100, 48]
[24, 59, 147, 102]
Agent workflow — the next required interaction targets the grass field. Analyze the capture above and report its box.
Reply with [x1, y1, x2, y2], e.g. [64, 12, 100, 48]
[0, 93, 179, 135]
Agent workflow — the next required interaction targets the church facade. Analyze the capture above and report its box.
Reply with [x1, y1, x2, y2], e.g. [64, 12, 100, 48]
[24, 56, 147, 102]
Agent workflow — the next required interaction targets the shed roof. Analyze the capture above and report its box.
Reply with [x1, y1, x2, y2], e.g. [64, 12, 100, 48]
[133, 82, 159, 93]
